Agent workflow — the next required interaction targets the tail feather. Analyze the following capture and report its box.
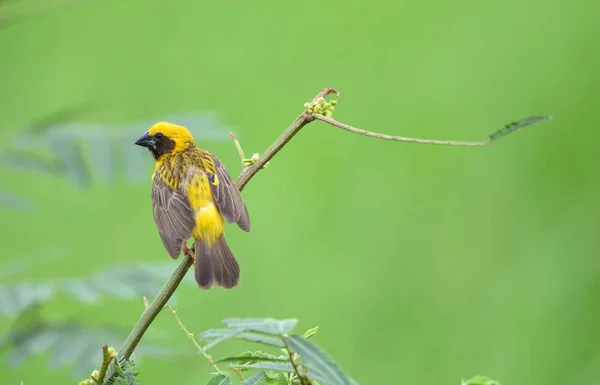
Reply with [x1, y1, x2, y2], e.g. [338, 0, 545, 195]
[194, 236, 240, 290]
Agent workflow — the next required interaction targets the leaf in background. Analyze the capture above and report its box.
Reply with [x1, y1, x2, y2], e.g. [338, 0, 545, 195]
[284, 335, 352, 385]
[206, 374, 232, 385]
[122, 137, 148, 183]
[63, 279, 102, 304]
[1, 150, 62, 176]
[215, 356, 289, 365]
[48, 133, 92, 187]
[0, 281, 55, 317]
[200, 329, 284, 347]
[243, 371, 266, 385]
[0, 189, 33, 212]
[4, 109, 236, 189]
[2, 321, 164, 379]
[48, 326, 95, 369]
[230, 362, 295, 372]
[86, 131, 114, 182]
[0, 245, 64, 280]
[201, 335, 238, 352]
[62, 264, 191, 305]
[0, 257, 173, 314]
[222, 318, 298, 335]
[22, 103, 93, 135]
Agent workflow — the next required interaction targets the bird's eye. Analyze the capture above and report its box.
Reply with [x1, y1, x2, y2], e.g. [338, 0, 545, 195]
[155, 132, 164, 139]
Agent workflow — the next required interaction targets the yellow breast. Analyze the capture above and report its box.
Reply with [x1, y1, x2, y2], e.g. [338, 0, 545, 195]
[184, 171, 224, 246]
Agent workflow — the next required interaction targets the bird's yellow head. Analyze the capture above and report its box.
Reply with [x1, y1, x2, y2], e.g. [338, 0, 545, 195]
[134, 121, 196, 160]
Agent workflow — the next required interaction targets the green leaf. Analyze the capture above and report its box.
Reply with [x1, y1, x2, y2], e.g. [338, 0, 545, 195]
[2, 321, 164, 380]
[201, 335, 236, 352]
[199, 328, 238, 340]
[200, 329, 284, 347]
[104, 356, 138, 385]
[230, 362, 295, 372]
[215, 356, 289, 365]
[265, 374, 288, 385]
[264, 370, 280, 380]
[284, 335, 352, 385]
[22, 103, 92, 134]
[489, 115, 552, 142]
[462, 375, 501, 385]
[233, 350, 261, 366]
[243, 371, 266, 385]
[0, 281, 55, 317]
[302, 327, 319, 339]
[222, 318, 298, 335]
[206, 374, 232, 385]
[49, 134, 92, 187]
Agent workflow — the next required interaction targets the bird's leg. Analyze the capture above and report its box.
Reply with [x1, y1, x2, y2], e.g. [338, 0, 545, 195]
[182, 244, 195, 265]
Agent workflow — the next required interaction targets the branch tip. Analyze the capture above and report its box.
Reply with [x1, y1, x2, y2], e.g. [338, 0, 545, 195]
[311, 87, 339, 104]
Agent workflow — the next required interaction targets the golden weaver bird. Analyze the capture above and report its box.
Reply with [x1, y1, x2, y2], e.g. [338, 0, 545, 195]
[134, 122, 250, 289]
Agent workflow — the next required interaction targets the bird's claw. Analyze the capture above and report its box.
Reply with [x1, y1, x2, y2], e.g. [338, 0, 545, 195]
[183, 245, 195, 265]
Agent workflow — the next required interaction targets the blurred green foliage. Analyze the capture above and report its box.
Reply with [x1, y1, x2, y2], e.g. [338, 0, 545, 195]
[80, 317, 358, 385]
[1, 0, 599, 384]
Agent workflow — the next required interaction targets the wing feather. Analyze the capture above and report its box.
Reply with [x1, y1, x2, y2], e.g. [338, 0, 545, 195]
[151, 176, 196, 258]
[206, 155, 250, 232]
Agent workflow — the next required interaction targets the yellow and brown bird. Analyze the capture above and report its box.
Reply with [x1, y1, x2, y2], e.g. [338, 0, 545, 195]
[134, 122, 250, 289]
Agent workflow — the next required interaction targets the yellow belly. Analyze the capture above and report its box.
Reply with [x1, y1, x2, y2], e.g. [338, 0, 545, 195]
[184, 171, 224, 246]
[193, 203, 224, 245]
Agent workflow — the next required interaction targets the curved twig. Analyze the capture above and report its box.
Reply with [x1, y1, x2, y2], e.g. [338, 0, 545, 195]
[118, 87, 552, 361]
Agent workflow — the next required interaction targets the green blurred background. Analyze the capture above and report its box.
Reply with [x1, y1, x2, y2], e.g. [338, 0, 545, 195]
[1, 0, 599, 383]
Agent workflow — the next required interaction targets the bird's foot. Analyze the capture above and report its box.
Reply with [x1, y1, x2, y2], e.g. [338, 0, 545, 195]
[183, 245, 195, 265]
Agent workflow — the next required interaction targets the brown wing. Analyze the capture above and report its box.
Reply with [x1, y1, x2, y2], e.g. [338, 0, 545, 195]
[151, 176, 196, 258]
[206, 154, 250, 232]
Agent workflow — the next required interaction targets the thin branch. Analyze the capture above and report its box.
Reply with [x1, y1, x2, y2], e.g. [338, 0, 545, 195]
[118, 87, 552, 362]
[235, 113, 309, 191]
[165, 306, 223, 375]
[313, 114, 552, 146]
[96, 345, 113, 384]
[229, 133, 246, 164]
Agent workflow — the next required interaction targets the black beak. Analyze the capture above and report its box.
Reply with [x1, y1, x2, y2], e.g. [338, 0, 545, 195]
[135, 132, 154, 148]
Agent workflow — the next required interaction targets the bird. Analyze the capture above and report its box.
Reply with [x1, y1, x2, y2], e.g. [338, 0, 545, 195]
[134, 121, 250, 289]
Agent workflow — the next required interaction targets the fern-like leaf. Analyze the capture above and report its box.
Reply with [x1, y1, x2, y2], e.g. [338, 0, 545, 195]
[222, 318, 298, 335]
[243, 371, 267, 385]
[103, 356, 138, 385]
[284, 335, 352, 385]
[200, 329, 284, 347]
[0, 281, 55, 317]
[1, 321, 166, 379]
[231, 362, 295, 372]
[206, 374, 232, 385]
[215, 356, 289, 365]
